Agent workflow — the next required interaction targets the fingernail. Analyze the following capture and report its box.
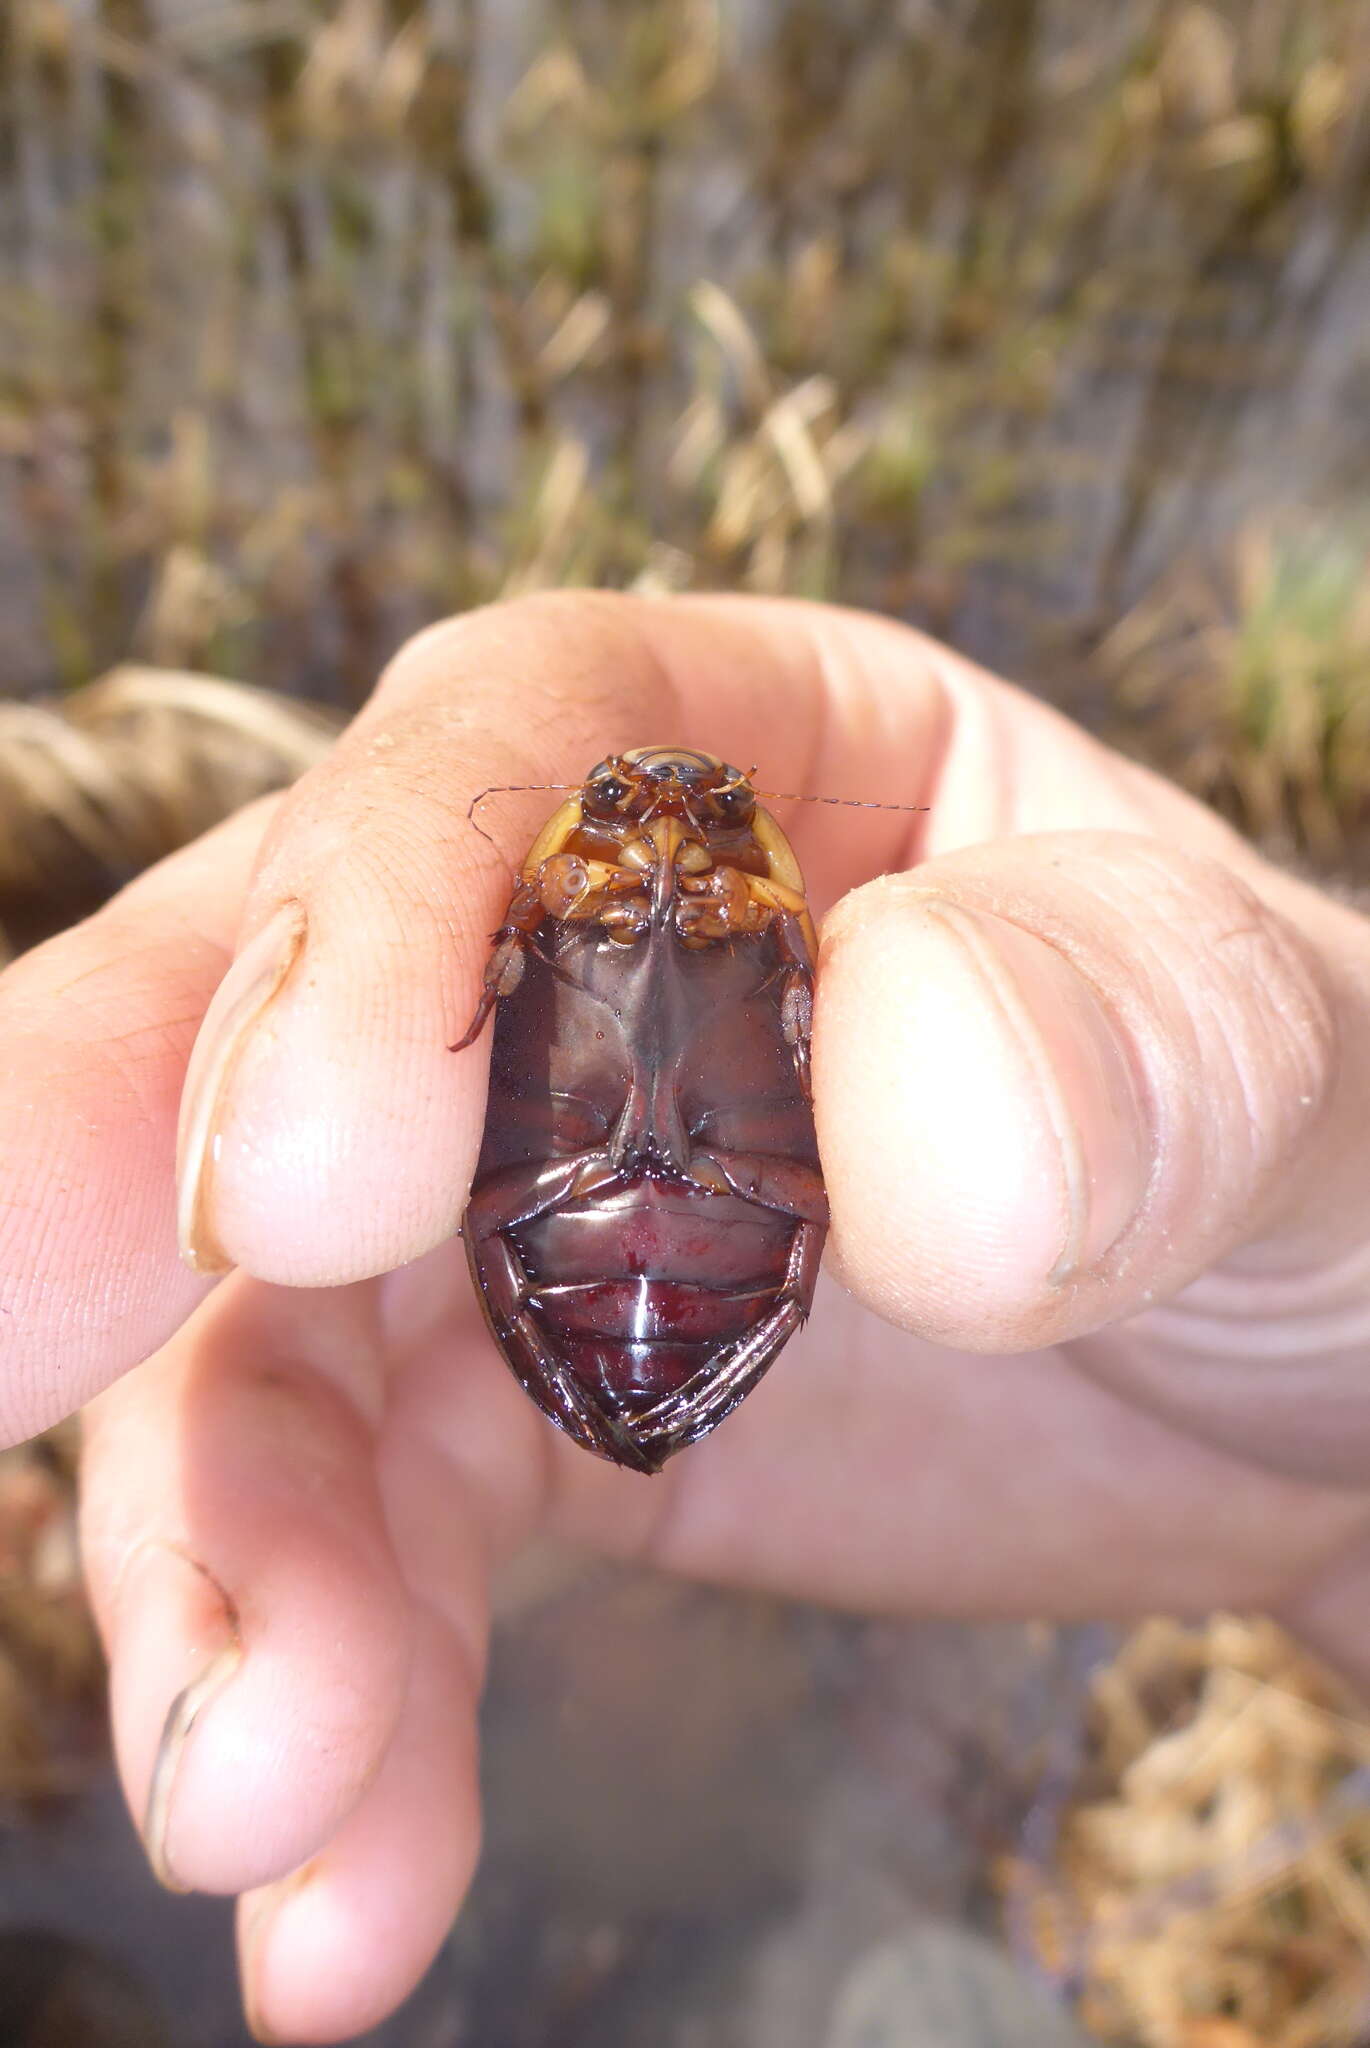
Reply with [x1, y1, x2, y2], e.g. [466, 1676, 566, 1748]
[240, 1872, 311, 2045]
[924, 900, 1151, 1281]
[239, 1898, 278, 2043]
[177, 903, 307, 1272]
[119, 1544, 243, 1891]
[240, 1908, 274, 2039]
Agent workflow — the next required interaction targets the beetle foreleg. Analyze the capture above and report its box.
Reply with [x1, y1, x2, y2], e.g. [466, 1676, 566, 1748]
[597, 899, 652, 943]
[676, 864, 767, 945]
[536, 854, 646, 921]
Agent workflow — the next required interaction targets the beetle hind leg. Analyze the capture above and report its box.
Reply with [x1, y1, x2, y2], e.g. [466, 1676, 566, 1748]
[634, 1218, 825, 1463]
[465, 1222, 658, 1474]
[637, 1300, 805, 1461]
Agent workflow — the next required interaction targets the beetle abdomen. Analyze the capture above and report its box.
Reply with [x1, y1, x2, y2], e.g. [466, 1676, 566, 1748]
[514, 1173, 799, 1409]
[518, 1177, 794, 1286]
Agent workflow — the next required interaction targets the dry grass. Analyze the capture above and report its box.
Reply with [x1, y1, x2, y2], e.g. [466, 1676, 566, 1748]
[0, 663, 340, 959]
[0, 1429, 105, 1806]
[1099, 525, 1370, 861]
[5, 0, 1370, 865]
[1003, 1616, 1370, 2048]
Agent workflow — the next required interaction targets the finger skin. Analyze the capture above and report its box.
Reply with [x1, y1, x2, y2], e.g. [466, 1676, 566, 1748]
[371, 1249, 1365, 1641]
[817, 831, 1339, 1352]
[0, 800, 276, 1441]
[238, 1606, 480, 2043]
[185, 590, 1242, 1290]
[77, 1245, 502, 2044]
[82, 1273, 411, 1896]
[589, 1276, 1369, 1620]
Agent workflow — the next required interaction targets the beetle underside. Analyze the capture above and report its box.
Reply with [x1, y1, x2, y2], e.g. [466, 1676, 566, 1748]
[457, 747, 827, 1472]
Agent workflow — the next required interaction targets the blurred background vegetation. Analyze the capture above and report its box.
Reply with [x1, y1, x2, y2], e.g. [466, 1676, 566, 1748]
[6, 0, 1370, 861]
[5, 3, 1370, 2045]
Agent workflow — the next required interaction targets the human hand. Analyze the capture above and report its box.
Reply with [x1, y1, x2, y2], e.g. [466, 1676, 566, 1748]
[4, 593, 1370, 2041]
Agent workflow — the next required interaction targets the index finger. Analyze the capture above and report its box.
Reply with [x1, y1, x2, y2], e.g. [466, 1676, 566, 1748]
[0, 800, 274, 1440]
[178, 589, 1214, 1290]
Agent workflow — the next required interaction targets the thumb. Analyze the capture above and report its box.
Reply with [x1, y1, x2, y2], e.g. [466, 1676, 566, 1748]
[815, 830, 1353, 1353]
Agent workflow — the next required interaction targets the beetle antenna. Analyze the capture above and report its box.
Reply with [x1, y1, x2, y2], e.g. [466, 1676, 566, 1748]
[752, 791, 930, 814]
[467, 783, 576, 862]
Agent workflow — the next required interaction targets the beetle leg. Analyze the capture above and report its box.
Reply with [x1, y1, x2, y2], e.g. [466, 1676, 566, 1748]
[464, 1167, 655, 1472]
[466, 1151, 611, 1233]
[481, 1244, 653, 1472]
[782, 1213, 826, 1310]
[764, 906, 817, 1096]
[685, 1155, 734, 1196]
[690, 1149, 828, 1226]
[586, 866, 651, 943]
[452, 853, 653, 1049]
[675, 864, 768, 945]
[535, 854, 652, 945]
[745, 873, 819, 963]
[597, 899, 652, 944]
[697, 882, 816, 1089]
[449, 932, 527, 1051]
[780, 969, 813, 1097]
[648, 1301, 805, 1456]
[450, 878, 546, 1050]
[634, 1219, 824, 1459]
[630, 1217, 824, 1461]
[537, 855, 645, 921]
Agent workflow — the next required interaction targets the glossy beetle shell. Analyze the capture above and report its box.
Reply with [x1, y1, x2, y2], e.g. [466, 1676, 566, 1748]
[457, 748, 827, 1473]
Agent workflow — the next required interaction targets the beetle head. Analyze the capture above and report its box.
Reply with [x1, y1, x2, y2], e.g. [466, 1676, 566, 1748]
[582, 747, 756, 832]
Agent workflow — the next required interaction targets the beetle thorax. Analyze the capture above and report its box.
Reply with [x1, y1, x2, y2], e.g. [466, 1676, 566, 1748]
[566, 803, 768, 881]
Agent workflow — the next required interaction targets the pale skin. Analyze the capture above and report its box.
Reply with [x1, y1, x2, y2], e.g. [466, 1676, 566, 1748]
[4, 592, 1370, 2041]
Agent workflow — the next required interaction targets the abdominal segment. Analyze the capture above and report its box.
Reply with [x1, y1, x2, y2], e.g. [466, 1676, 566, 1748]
[512, 1176, 797, 1409]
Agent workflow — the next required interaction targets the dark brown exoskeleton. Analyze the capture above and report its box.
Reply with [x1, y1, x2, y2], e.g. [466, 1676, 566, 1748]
[453, 746, 827, 1474]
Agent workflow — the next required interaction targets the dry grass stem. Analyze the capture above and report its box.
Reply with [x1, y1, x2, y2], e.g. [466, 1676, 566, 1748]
[1002, 1616, 1370, 2048]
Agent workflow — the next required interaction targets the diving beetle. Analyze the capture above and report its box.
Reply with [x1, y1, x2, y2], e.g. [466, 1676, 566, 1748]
[454, 746, 827, 1474]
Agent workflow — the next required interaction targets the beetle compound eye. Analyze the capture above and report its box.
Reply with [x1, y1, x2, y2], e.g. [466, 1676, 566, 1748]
[714, 779, 756, 823]
[585, 772, 633, 817]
